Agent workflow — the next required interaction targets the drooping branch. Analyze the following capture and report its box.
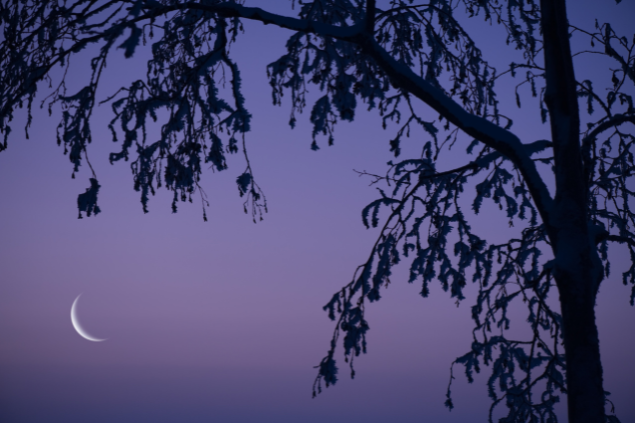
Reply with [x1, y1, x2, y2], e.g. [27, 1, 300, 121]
[129, 2, 551, 208]
[1, 0, 555, 230]
[583, 113, 635, 147]
[175, 2, 556, 234]
[356, 36, 554, 231]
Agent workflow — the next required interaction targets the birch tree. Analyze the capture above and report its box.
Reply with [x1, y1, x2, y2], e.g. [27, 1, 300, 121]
[1, 1, 633, 422]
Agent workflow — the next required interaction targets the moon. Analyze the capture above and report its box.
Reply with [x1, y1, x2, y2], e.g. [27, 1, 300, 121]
[70, 294, 106, 342]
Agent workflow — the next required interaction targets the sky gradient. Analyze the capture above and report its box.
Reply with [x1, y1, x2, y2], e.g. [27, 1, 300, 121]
[1, 1, 634, 422]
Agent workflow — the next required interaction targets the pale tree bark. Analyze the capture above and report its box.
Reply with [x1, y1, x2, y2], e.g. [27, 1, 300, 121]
[540, 0, 606, 421]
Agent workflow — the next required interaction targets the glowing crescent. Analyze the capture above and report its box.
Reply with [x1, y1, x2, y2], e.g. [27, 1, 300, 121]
[71, 294, 106, 342]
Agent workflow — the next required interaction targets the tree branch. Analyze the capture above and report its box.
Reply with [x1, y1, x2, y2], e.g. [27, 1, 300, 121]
[582, 113, 635, 147]
[582, 113, 635, 182]
[603, 24, 635, 85]
[140, 1, 364, 39]
[356, 36, 554, 234]
[179, 1, 555, 235]
[7, 1, 557, 236]
[596, 233, 635, 247]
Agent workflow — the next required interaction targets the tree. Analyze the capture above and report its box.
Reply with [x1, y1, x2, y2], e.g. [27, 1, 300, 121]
[1, 0, 633, 422]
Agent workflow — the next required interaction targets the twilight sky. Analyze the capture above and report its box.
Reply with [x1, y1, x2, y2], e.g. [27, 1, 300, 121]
[1, 1, 634, 422]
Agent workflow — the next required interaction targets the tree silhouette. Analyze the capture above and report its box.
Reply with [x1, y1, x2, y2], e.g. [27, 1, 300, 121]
[1, 1, 634, 422]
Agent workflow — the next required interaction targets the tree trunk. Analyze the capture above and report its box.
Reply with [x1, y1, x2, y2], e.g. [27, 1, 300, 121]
[557, 270, 606, 423]
[540, 0, 607, 421]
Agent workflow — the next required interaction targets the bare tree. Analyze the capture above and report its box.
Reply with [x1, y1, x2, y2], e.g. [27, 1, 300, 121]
[1, 1, 633, 421]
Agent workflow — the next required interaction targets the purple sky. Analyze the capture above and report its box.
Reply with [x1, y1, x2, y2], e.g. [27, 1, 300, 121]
[1, 1, 634, 422]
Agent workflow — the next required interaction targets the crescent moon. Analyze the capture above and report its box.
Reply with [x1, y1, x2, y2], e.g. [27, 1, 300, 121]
[71, 294, 106, 342]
